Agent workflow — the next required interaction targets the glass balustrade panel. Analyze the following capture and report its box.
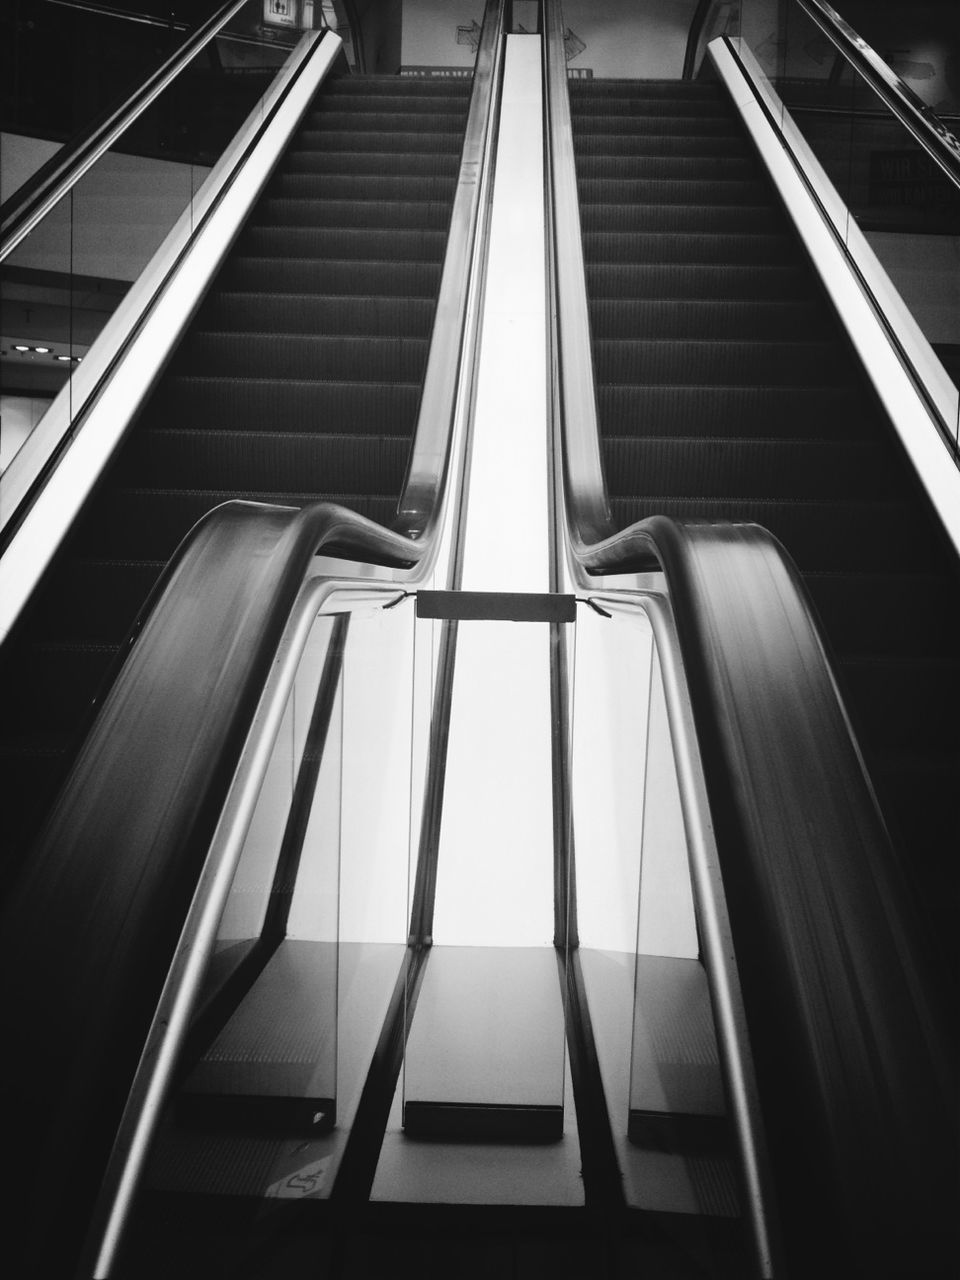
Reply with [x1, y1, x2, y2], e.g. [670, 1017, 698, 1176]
[0, 0, 313, 477]
[571, 597, 746, 1260]
[732, 0, 960, 448]
[112, 591, 419, 1266]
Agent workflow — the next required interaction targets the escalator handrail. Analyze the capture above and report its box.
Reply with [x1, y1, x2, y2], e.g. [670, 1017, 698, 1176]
[681, 0, 714, 81]
[0, 0, 249, 260]
[583, 516, 955, 1273]
[791, 0, 960, 189]
[393, 0, 507, 543]
[0, 498, 415, 1278]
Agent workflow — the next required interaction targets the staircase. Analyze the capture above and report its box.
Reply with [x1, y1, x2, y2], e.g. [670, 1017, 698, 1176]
[569, 77, 960, 982]
[0, 73, 472, 893]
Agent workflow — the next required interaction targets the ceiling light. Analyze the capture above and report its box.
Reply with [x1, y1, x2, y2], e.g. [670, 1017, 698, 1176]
[34, 346, 51, 354]
[14, 344, 30, 352]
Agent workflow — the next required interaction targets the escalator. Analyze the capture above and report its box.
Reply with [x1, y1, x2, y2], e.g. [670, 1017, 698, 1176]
[0, 70, 472, 889]
[568, 73, 960, 986]
[1, 5, 957, 1278]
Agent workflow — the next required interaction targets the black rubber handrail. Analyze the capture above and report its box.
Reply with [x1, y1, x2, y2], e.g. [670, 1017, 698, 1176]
[682, 0, 713, 80]
[0, 0, 248, 259]
[585, 517, 955, 1277]
[0, 499, 417, 1278]
[338, 0, 367, 74]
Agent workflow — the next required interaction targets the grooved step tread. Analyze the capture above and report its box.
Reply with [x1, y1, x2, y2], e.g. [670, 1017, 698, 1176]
[174, 332, 430, 382]
[572, 133, 751, 158]
[596, 384, 873, 436]
[148, 376, 420, 435]
[602, 437, 897, 499]
[592, 338, 855, 385]
[197, 292, 436, 337]
[579, 203, 786, 234]
[281, 149, 461, 177]
[572, 114, 740, 136]
[582, 231, 801, 264]
[606, 496, 937, 573]
[294, 129, 465, 154]
[118, 430, 411, 493]
[586, 262, 816, 300]
[239, 226, 449, 262]
[221, 257, 442, 297]
[321, 76, 472, 95]
[253, 197, 455, 231]
[589, 298, 829, 340]
[269, 172, 458, 201]
[576, 154, 759, 180]
[301, 111, 469, 133]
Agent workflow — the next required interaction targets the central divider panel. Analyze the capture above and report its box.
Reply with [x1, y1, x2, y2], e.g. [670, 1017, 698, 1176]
[404, 36, 563, 1150]
[370, 34, 583, 1202]
[404, 593, 575, 1148]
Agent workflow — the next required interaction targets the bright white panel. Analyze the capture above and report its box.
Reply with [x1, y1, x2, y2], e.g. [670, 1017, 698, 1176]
[432, 621, 555, 946]
[460, 36, 549, 594]
[338, 606, 416, 944]
[573, 604, 652, 952]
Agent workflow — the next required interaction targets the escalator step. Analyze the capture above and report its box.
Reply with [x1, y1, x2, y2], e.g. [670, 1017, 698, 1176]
[804, 572, 960, 660]
[299, 110, 469, 133]
[173, 332, 430, 382]
[578, 178, 771, 206]
[309, 93, 470, 115]
[321, 76, 471, 96]
[28, 560, 165, 644]
[148, 375, 420, 435]
[280, 149, 461, 177]
[295, 129, 465, 153]
[576, 153, 760, 180]
[595, 384, 873, 437]
[253, 197, 455, 231]
[118, 430, 410, 493]
[607, 496, 937, 574]
[569, 79, 723, 99]
[579, 202, 786, 234]
[11, 643, 119, 731]
[74, 489, 401, 562]
[582, 231, 800, 264]
[238, 225, 449, 261]
[198, 290, 436, 336]
[586, 261, 815, 300]
[572, 132, 751, 157]
[838, 656, 960, 753]
[569, 96, 727, 117]
[572, 114, 741, 137]
[269, 171, 458, 201]
[220, 257, 442, 297]
[602, 437, 898, 500]
[0, 734, 70, 883]
[589, 298, 830, 341]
